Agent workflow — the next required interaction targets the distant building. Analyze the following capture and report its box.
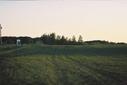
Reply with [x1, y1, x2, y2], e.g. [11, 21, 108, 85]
[16, 39, 21, 46]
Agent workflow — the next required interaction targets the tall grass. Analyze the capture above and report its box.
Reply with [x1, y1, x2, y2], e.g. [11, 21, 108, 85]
[0, 44, 127, 85]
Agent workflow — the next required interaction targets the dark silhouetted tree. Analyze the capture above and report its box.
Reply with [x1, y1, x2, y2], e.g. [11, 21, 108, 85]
[49, 33, 56, 44]
[78, 35, 83, 44]
[60, 36, 66, 45]
[72, 35, 76, 45]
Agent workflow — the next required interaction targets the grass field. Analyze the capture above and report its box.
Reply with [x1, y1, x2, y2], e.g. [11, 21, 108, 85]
[0, 44, 127, 85]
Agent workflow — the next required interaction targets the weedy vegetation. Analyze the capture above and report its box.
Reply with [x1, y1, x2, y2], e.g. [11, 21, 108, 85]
[0, 44, 127, 85]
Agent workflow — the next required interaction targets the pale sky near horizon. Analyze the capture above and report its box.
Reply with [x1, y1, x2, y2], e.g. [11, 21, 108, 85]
[0, 0, 127, 42]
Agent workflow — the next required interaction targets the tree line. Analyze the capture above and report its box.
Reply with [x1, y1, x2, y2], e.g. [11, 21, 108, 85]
[40, 33, 83, 45]
[1, 33, 126, 45]
[2, 33, 83, 45]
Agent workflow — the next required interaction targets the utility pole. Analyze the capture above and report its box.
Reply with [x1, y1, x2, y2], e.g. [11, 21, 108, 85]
[0, 24, 2, 45]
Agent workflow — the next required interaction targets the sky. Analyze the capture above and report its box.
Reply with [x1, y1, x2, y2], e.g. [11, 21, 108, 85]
[0, 0, 127, 42]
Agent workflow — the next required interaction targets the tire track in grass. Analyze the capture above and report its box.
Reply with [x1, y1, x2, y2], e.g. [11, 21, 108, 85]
[3, 56, 59, 85]
[42, 56, 60, 85]
[85, 56, 127, 85]
[67, 56, 115, 85]
[50, 56, 73, 85]
[68, 56, 127, 85]
[51, 56, 104, 85]
[69, 56, 117, 84]
[83, 57, 127, 85]
[1, 56, 126, 85]
[62, 56, 106, 85]
[8, 56, 48, 85]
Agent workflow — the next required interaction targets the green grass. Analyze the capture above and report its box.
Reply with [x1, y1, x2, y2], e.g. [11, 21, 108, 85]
[0, 44, 127, 85]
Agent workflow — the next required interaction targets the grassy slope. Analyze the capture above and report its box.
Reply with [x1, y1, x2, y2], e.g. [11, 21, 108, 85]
[0, 44, 127, 85]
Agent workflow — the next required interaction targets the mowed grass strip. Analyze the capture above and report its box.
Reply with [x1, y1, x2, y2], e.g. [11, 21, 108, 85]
[68, 56, 127, 85]
[51, 56, 104, 85]
[1, 55, 127, 85]
[7, 56, 59, 85]
[0, 44, 127, 85]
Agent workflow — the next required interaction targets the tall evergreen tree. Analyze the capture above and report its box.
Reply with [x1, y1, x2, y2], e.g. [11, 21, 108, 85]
[72, 35, 76, 45]
[78, 35, 83, 43]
